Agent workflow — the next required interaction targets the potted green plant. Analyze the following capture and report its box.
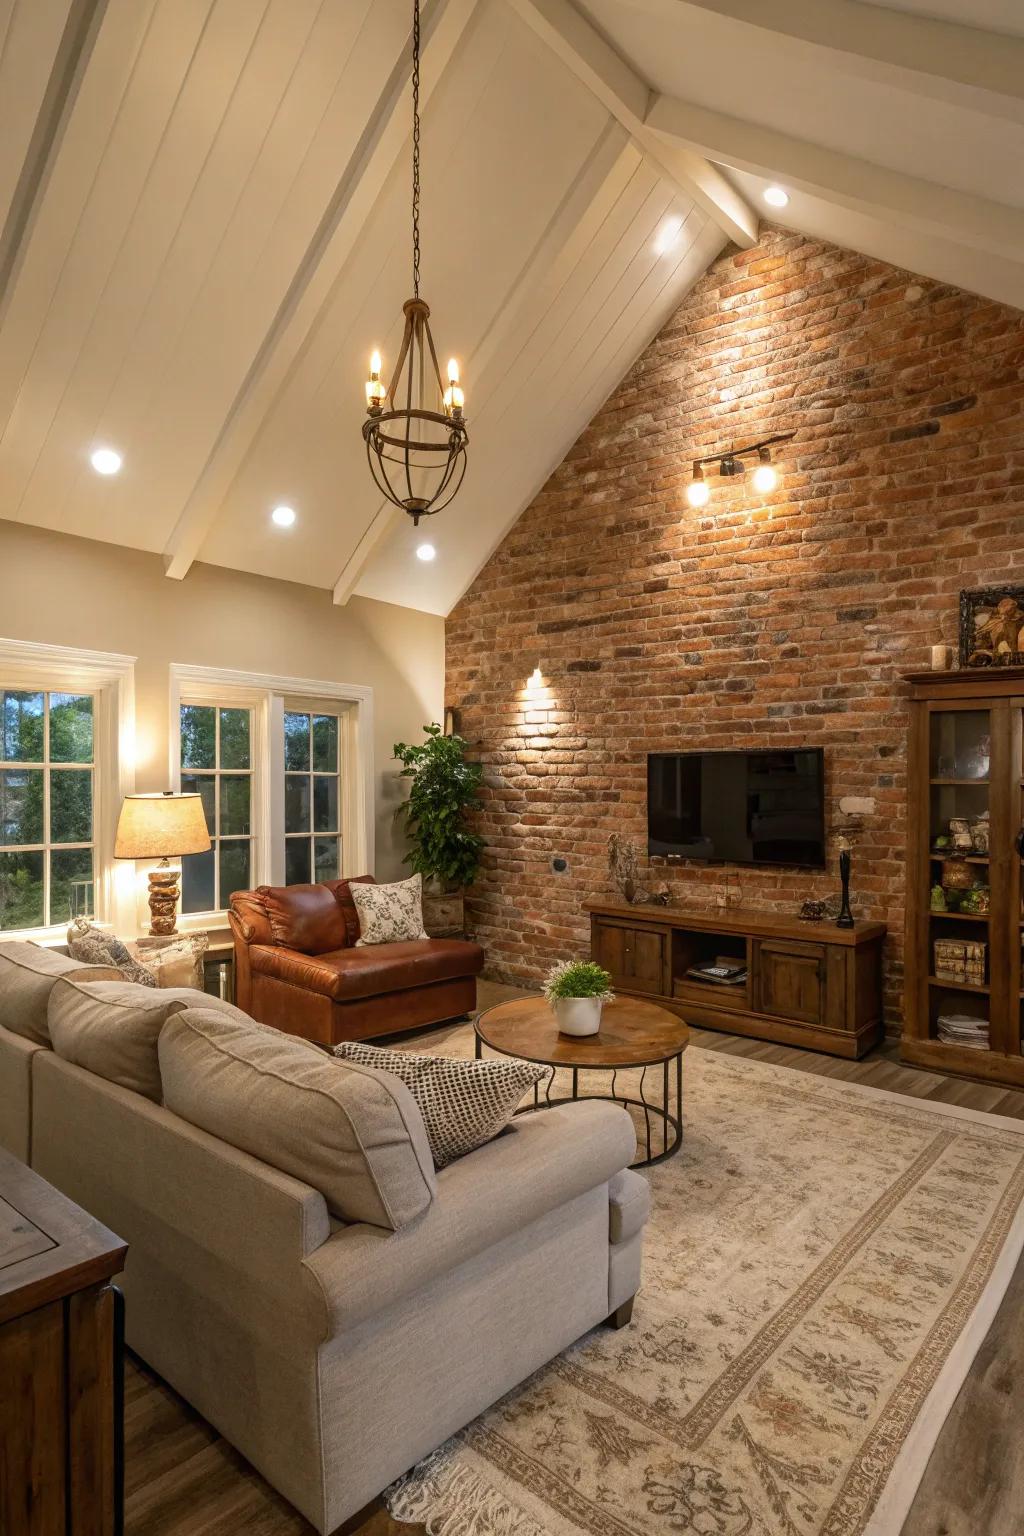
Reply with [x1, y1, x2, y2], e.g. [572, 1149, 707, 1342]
[393, 723, 485, 935]
[542, 959, 615, 1037]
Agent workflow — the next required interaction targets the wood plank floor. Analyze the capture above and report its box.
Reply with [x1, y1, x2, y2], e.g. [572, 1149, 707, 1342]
[123, 982, 1024, 1536]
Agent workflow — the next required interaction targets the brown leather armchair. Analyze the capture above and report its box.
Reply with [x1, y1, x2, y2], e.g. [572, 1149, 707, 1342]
[228, 877, 484, 1047]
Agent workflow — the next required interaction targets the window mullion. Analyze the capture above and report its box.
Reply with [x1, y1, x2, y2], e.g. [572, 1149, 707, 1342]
[43, 693, 51, 926]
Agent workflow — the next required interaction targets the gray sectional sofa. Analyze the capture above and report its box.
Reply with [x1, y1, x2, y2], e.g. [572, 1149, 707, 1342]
[0, 940, 649, 1534]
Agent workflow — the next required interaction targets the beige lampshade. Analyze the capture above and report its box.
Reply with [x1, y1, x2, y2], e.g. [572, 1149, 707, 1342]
[114, 792, 211, 860]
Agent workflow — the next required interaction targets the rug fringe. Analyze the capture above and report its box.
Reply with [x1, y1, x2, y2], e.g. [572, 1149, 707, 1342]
[386, 1444, 549, 1536]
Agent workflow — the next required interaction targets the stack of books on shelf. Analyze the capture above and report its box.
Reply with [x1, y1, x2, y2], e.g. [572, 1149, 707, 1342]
[937, 1012, 989, 1050]
[686, 960, 748, 987]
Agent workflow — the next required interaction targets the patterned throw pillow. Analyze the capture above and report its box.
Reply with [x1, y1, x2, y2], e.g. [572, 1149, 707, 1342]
[350, 873, 429, 946]
[67, 920, 157, 987]
[334, 1041, 550, 1168]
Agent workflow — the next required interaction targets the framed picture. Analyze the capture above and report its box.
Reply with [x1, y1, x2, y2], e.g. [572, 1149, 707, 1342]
[958, 586, 1024, 668]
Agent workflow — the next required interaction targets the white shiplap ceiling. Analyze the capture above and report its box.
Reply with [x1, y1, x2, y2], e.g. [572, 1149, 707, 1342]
[0, 0, 1021, 615]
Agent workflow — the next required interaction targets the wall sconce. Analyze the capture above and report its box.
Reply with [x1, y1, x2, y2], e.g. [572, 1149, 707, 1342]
[685, 432, 794, 510]
[527, 665, 544, 692]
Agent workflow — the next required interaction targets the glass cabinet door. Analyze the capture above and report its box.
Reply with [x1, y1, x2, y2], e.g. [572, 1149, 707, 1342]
[926, 707, 994, 1051]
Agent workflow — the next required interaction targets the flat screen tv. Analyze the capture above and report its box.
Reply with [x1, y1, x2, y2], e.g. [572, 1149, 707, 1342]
[647, 748, 826, 869]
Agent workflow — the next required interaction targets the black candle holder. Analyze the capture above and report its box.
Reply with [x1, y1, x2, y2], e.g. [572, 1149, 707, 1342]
[836, 847, 855, 929]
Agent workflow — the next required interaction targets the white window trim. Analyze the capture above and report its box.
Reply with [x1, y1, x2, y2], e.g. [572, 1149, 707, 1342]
[168, 663, 374, 926]
[0, 637, 136, 942]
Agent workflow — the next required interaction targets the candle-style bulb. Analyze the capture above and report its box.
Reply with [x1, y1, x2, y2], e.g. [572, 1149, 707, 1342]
[365, 350, 385, 409]
[447, 358, 460, 384]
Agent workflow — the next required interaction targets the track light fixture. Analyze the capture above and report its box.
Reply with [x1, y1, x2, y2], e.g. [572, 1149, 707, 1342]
[685, 432, 794, 510]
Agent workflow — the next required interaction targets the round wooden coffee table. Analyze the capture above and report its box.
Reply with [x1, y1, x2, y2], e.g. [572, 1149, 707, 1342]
[475, 996, 689, 1167]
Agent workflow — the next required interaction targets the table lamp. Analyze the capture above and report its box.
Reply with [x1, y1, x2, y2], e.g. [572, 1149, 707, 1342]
[114, 791, 211, 936]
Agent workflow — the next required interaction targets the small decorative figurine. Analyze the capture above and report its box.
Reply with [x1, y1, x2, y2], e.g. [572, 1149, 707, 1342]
[799, 898, 826, 921]
[930, 884, 947, 913]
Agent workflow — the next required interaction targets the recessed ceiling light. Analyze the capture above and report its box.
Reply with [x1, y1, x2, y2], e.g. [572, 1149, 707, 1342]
[653, 215, 684, 257]
[763, 185, 789, 208]
[416, 542, 436, 562]
[90, 446, 122, 475]
[271, 504, 296, 528]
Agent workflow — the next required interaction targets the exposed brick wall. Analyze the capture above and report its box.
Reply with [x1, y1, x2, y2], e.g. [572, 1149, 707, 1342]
[445, 228, 1024, 1028]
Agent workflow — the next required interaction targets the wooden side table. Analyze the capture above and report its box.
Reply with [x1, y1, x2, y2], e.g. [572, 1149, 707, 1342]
[0, 1149, 127, 1536]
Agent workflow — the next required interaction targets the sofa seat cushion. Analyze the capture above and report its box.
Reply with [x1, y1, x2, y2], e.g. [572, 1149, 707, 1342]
[250, 937, 484, 1002]
[48, 978, 251, 1103]
[0, 942, 121, 1045]
[159, 1010, 436, 1229]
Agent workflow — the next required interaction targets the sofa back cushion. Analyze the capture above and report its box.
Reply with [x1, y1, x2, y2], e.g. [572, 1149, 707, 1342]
[258, 883, 348, 954]
[0, 942, 121, 1045]
[159, 1009, 436, 1229]
[48, 979, 251, 1103]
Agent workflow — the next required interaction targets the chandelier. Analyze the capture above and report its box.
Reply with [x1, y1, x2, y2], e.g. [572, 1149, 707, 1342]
[362, 0, 468, 525]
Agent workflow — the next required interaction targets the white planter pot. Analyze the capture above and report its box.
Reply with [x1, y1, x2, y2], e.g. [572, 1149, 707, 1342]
[552, 996, 604, 1037]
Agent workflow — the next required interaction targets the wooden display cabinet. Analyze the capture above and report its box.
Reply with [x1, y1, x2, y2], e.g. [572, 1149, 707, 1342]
[902, 667, 1024, 1085]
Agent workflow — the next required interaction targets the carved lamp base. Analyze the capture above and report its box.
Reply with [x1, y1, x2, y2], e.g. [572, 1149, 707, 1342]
[147, 863, 181, 936]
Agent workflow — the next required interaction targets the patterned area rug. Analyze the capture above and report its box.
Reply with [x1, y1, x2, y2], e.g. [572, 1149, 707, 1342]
[386, 1032, 1024, 1536]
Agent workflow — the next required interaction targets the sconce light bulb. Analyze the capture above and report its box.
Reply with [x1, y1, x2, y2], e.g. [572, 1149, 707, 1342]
[753, 448, 778, 494]
[528, 666, 543, 690]
[686, 473, 710, 509]
[447, 358, 460, 384]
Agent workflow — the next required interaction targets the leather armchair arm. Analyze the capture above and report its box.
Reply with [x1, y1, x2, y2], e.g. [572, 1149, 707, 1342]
[249, 945, 347, 1000]
[300, 1100, 638, 1339]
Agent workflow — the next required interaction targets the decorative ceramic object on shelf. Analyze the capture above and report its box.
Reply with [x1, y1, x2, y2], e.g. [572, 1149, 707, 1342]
[949, 817, 973, 850]
[542, 959, 614, 1038]
[941, 858, 974, 891]
[970, 815, 990, 853]
[608, 833, 649, 905]
[799, 898, 826, 921]
[930, 884, 947, 912]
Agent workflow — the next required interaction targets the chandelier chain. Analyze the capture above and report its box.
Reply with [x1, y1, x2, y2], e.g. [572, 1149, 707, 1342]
[411, 0, 421, 299]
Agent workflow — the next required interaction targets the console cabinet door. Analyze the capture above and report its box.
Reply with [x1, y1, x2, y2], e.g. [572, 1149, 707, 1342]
[593, 921, 667, 996]
[757, 940, 825, 1025]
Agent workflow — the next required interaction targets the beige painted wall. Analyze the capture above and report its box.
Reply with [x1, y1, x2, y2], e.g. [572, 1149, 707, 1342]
[0, 519, 444, 882]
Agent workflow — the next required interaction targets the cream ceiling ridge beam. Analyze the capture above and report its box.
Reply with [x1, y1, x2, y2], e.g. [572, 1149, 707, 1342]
[503, 0, 757, 248]
[161, 0, 479, 583]
[0, 0, 108, 329]
[646, 92, 1024, 264]
[331, 120, 641, 606]
[643, 0, 1024, 123]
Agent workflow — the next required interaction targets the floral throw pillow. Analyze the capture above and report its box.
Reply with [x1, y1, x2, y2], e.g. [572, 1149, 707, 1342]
[66, 920, 157, 987]
[334, 1041, 549, 1168]
[351, 873, 429, 946]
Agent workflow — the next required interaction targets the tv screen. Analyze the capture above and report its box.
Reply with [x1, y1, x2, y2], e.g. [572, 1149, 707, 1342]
[647, 749, 826, 868]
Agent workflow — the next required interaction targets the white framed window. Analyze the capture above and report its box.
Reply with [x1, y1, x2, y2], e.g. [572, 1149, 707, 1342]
[282, 703, 346, 885]
[169, 665, 373, 922]
[179, 703, 255, 914]
[0, 689, 95, 930]
[0, 639, 135, 940]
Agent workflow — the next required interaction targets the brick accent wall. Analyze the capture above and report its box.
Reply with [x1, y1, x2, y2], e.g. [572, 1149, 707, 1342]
[445, 228, 1024, 1027]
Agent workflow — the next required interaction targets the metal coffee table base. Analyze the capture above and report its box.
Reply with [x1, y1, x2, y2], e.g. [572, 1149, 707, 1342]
[475, 1038, 684, 1168]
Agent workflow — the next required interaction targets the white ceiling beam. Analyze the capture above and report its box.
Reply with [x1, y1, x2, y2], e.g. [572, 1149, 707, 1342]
[332, 119, 643, 605]
[646, 92, 1024, 264]
[504, 0, 758, 248]
[161, 0, 479, 583]
[637, 0, 1024, 123]
[0, 0, 107, 329]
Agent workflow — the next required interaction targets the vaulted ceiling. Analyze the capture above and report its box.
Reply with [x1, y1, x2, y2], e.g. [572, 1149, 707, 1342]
[0, 0, 1021, 616]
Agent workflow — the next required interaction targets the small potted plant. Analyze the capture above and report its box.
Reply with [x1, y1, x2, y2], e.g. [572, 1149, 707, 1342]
[542, 959, 615, 1037]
